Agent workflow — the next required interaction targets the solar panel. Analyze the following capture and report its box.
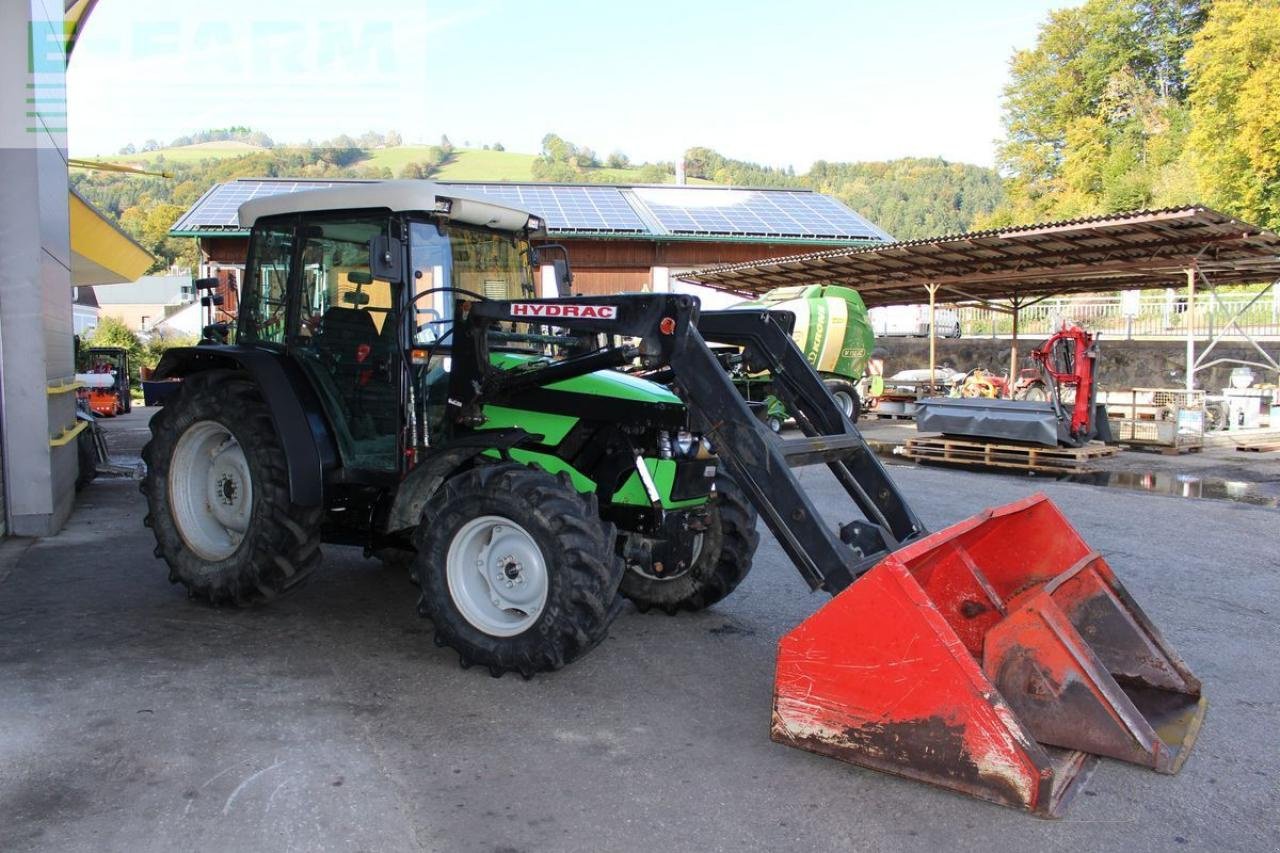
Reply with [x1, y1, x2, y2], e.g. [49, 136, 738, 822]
[171, 179, 889, 244]
[170, 179, 346, 232]
[630, 187, 888, 241]
[442, 184, 647, 233]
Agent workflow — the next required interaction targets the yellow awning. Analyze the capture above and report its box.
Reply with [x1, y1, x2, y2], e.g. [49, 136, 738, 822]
[69, 189, 154, 286]
[64, 0, 99, 58]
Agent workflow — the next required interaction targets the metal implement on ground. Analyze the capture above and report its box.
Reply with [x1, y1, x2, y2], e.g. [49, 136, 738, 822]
[77, 346, 132, 417]
[141, 181, 1201, 817]
[918, 324, 1112, 447]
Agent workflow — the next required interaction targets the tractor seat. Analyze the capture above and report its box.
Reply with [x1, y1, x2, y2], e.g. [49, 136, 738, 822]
[316, 306, 377, 350]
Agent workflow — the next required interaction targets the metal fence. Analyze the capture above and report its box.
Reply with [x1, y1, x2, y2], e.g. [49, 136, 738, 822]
[952, 289, 1280, 339]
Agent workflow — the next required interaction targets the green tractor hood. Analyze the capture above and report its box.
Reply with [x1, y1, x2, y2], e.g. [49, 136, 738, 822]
[491, 352, 681, 404]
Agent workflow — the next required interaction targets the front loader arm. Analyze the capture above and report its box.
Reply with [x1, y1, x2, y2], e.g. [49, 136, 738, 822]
[447, 294, 925, 595]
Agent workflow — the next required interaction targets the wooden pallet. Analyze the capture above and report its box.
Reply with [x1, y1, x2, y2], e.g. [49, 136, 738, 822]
[900, 436, 1118, 474]
[1236, 438, 1280, 453]
[1123, 442, 1203, 456]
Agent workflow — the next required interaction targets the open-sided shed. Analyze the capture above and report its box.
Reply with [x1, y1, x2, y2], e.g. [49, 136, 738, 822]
[681, 206, 1280, 389]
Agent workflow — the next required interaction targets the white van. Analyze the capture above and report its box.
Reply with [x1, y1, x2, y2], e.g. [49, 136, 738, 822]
[869, 304, 962, 338]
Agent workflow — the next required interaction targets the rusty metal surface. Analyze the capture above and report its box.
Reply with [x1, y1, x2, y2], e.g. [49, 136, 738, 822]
[772, 493, 1205, 817]
[682, 206, 1280, 302]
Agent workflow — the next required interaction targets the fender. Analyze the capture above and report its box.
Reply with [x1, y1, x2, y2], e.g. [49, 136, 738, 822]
[382, 428, 533, 534]
[154, 345, 339, 507]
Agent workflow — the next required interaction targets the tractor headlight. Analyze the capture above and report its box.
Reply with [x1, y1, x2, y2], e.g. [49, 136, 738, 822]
[673, 430, 697, 458]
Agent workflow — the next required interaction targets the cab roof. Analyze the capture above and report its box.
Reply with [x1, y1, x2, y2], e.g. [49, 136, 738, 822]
[236, 180, 542, 234]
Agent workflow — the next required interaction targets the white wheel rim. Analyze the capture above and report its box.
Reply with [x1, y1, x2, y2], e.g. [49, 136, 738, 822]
[168, 420, 253, 561]
[833, 390, 855, 418]
[446, 516, 548, 637]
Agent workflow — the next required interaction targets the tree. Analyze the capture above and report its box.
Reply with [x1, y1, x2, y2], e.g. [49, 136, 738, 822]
[398, 161, 428, 179]
[492, 142, 505, 151]
[990, 0, 1207, 222]
[386, 129, 403, 147]
[119, 201, 197, 272]
[1186, 0, 1280, 229]
[605, 151, 630, 169]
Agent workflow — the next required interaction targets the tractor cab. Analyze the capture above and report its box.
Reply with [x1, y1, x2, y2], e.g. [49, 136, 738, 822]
[230, 182, 650, 479]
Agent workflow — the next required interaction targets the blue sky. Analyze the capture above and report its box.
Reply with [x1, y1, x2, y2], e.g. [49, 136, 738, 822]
[68, 0, 1068, 168]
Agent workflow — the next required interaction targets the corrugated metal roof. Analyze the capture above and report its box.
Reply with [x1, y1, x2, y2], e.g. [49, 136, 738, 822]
[681, 206, 1280, 306]
[168, 178, 891, 244]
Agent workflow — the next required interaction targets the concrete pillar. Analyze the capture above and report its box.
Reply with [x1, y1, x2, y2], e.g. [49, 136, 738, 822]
[0, 1, 77, 535]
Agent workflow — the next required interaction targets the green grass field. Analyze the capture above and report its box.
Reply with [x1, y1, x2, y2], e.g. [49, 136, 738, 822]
[362, 147, 538, 180]
[104, 140, 268, 164]
[90, 142, 680, 184]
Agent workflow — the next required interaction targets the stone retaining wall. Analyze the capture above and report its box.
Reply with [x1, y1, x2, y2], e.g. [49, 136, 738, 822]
[873, 337, 1278, 392]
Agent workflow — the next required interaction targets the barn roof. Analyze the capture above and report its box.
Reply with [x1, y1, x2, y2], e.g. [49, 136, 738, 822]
[169, 178, 891, 245]
[680, 207, 1280, 306]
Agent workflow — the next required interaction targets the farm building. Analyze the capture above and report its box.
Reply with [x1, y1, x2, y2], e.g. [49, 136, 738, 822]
[169, 179, 891, 307]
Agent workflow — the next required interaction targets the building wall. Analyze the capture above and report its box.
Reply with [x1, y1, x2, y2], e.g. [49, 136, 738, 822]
[96, 304, 174, 332]
[72, 304, 98, 336]
[201, 235, 855, 302]
[0, 0, 78, 535]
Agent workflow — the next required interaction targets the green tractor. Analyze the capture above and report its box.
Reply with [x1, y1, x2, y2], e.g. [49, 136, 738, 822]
[732, 284, 874, 427]
[143, 181, 923, 677]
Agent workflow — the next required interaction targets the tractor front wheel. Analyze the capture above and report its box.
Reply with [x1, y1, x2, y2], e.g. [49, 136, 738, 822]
[620, 474, 760, 614]
[413, 463, 624, 676]
[142, 370, 323, 605]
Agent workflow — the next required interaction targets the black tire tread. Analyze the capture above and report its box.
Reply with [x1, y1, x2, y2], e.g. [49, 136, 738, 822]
[413, 463, 624, 676]
[620, 474, 759, 614]
[141, 370, 323, 606]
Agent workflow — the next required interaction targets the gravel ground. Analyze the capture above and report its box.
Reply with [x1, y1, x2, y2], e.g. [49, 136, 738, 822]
[0, 408, 1275, 852]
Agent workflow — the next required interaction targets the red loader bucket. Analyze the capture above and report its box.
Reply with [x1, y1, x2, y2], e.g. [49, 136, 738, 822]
[772, 494, 1205, 817]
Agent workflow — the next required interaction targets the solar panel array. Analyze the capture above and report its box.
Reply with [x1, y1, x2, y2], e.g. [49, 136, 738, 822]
[169, 180, 347, 232]
[171, 179, 890, 243]
[441, 183, 647, 233]
[630, 187, 889, 241]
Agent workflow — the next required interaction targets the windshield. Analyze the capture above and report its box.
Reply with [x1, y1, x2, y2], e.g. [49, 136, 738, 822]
[409, 221, 534, 345]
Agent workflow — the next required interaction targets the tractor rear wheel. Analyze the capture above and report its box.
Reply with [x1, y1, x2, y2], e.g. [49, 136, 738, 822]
[142, 370, 323, 605]
[620, 474, 760, 614]
[413, 463, 624, 676]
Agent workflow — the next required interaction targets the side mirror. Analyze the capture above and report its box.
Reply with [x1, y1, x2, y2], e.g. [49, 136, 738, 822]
[552, 259, 573, 297]
[369, 234, 403, 282]
[201, 294, 225, 307]
[347, 270, 373, 286]
[342, 291, 370, 306]
[194, 277, 219, 290]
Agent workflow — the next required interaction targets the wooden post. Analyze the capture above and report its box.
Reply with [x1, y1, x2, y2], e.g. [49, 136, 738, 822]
[1185, 265, 1196, 391]
[927, 284, 939, 390]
